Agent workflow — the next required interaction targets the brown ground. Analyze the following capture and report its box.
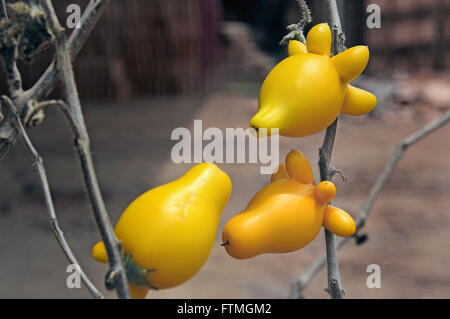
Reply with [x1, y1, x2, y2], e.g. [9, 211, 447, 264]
[0, 91, 449, 298]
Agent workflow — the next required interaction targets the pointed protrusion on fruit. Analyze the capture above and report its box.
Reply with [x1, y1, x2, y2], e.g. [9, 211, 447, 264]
[331, 46, 369, 84]
[271, 164, 290, 183]
[306, 23, 331, 55]
[249, 110, 280, 138]
[323, 205, 356, 237]
[341, 85, 378, 116]
[92, 241, 108, 263]
[288, 40, 307, 56]
[129, 283, 149, 299]
[314, 181, 336, 204]
[285, 150, 314, 184]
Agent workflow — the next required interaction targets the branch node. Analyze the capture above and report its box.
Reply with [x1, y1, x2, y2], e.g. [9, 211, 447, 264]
[328, 279, 345, 298]
[23, 99, 45, 127]
[330, 25, 347, 55]
[105, 267, 120, 291]
[329, 166, 347, 182]
[398, 141, 408, 151]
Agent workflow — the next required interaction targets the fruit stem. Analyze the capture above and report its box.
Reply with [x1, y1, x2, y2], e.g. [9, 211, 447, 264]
[220, 240, 230, 246]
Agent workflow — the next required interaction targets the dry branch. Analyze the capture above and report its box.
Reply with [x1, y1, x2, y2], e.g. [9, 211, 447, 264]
[280, 0, 347, 299]
[316, 0, 346, 299]
[0, 0, 111, 162]
[0, 95, 102, 298]
[40, 0, 129, 299]
[290, 111, 450, 298]
[0, 0, 129, 298]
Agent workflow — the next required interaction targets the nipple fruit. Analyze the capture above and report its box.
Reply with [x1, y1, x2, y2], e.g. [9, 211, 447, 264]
[250, 23, 377, 137]
[92, 163, 232, 298]
[222, 150, 355, 259]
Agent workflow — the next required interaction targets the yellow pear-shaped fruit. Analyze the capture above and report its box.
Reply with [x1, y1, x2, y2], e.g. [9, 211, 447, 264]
[222, 150, 355, 259]
[92, 163, 232, 297]
[250, 23, 377, 137]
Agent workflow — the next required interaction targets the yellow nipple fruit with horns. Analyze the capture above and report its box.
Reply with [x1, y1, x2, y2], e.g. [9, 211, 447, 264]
[222, 150, 355, 259]
[92, 163, 232, 298]
[250, 23, 377, 137]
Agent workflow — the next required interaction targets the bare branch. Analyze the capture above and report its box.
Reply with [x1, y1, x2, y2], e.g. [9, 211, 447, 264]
[0, 0, 126, 298]
[40, 0, 130, 299]
[0, 0, 111, 163]
[329, 166, 347, 182]
[41, 0, 130, 299]
[314, 0, 346, 299]
[290, 111, 450, 298]
[0, 95, 103, 299]
[23, 99, 77, 133]
[25, 0, 111, 103]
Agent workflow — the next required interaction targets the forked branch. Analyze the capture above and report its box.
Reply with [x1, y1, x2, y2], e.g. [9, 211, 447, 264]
[0, 0, 112, 161]
[0, 95, 102, 298]
[291, 111, 450, 298]
[40, 0, 129, 299]
[0, 0, 129, 298]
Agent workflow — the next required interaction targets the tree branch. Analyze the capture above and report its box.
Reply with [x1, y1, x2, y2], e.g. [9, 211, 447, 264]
[24, 0, 111, 103]
[40, 0, 129, 299]
[316, 0, 346, 299]
[290, 111, 450, 298]
[0, 95, 103, 299]
[0, 0, 111, 163]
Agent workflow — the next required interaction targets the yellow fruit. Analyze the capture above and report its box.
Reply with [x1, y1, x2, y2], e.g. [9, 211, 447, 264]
[222, 150, 355, 259]
[250, 23, 377, 137]
[92, 163, 232, 297]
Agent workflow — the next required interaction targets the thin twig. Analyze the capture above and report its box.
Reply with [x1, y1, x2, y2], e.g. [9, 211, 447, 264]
[0, 95, 103, 299]
[40, 0, 129, 299]
[290, 111, 450, 298]
[23, 99, 78, 134]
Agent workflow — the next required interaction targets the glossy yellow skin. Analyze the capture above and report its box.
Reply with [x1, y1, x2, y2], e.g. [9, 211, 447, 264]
[222, 150, 355, 259]
[92, 163, 232, 297]
[250, 23, 377, 137]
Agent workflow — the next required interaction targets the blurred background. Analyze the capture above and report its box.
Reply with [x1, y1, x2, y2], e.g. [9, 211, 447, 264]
[0, 0, 449, 298]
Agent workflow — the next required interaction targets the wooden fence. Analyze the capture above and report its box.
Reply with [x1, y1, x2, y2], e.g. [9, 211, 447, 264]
[1, 0, 221, 100]
[365, 0, 450, 73]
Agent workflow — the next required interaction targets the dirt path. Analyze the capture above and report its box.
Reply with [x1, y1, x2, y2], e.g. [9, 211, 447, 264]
[0, 93, 449, 298]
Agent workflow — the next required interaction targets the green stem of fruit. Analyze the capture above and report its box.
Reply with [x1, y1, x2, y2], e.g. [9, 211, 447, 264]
[122, 254, 159, 290]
